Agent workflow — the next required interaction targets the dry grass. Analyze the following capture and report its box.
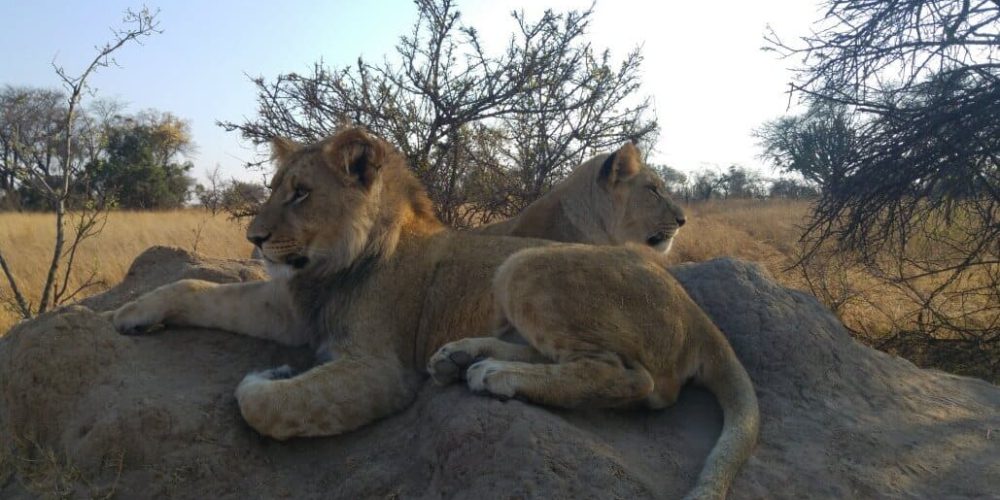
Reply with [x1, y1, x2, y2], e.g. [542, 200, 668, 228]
[673, 200, 930, 333]
[2, 439, 123, 499]
[673, 199, 997, 382]
[0, 210, 251, 333]
[670, 199, 807, 271]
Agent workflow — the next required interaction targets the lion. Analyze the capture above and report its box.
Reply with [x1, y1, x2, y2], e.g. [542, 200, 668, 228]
[111, 128, 758, 499]
[475, 143, 687, 253]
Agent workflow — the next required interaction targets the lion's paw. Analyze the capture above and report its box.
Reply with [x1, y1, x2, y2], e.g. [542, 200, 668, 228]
[259, 364, 296, 380]
[236, 365, 293, 395]
[111, 299, 165, 335]
[427, 341, 482, 386]
[466, 360, 516, 399]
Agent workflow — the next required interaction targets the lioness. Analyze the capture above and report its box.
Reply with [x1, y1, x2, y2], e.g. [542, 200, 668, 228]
[111, 128, 758, 499]
[476, 142, 687, 253]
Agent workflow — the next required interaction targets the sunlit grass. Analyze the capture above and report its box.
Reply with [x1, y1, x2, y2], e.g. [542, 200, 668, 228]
[0, 210, 251, 333]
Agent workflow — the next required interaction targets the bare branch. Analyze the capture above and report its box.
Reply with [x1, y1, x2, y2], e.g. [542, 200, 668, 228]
[220, 0, 656, 226]
[763, 0, 1000, 374]
[36, 7, 161, 314]
[0, 248, 31, 318]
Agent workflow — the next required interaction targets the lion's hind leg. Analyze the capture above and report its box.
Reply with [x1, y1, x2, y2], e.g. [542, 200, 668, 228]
[465, 351, 654, 408]
[427, 336, 548, 385]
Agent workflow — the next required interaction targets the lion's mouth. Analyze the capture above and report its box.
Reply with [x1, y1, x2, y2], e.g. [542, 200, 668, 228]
[286, 255, 310, 269]
[646, 231, 672, 247]
[260, 240, 309, 268]
[646, 230, 676, 253]
[262, 252, 309, 269]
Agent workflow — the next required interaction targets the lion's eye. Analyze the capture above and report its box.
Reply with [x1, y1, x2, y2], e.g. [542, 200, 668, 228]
[647, 185, 661, 198]
[289, 187, 310, 205]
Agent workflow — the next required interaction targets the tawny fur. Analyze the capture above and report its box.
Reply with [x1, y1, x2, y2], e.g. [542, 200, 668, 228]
[111, 128, 758, 500]
[476, 142, 686, 252]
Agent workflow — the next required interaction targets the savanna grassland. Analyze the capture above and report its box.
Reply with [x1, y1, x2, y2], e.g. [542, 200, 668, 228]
[672, 200, 903, 337]
[0, 202, 994, 381]
[675, 200, 999, 382]
[0, 210, 253, 333]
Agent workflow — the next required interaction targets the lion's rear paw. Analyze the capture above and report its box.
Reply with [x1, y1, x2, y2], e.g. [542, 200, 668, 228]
[263, 365, 296, 380]
[242, 365, 296, 383]
[466, 359, 516, 399]
[427, 342, 483, 386]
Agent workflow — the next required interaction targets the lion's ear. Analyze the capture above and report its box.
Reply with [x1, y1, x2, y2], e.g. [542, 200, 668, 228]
[271, 137, 299, 162]
[599, 142, 642, 186]
[325, 128, 386, 189]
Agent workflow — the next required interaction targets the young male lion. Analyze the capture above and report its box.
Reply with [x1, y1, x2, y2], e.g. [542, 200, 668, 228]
[476, 142, 687, 253]
[111, 128, 758, 499]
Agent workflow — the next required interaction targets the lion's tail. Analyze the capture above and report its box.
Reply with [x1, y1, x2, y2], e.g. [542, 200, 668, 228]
[685, 333, 760, 500]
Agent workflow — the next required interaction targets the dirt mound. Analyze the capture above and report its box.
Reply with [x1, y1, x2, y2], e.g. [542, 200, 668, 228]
[1, 246, 997, 498]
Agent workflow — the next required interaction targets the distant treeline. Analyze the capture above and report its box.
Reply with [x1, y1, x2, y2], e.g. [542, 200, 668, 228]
[654, 164, 817, 202]
[0, 85, 270, 215]
[0, 86, 195, 211]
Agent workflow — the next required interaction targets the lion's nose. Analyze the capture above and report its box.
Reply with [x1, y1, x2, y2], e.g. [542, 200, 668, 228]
[676, 216, 686, 227]
[247, 232, 271, 248]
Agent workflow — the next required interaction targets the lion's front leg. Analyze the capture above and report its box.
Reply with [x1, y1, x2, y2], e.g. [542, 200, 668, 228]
[111, 279, 305, 345]
[235, 355, 420, 440]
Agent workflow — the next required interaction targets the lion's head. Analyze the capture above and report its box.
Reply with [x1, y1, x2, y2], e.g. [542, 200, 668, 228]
[247, 128, 441, 278]
[558, 142, 686, 253]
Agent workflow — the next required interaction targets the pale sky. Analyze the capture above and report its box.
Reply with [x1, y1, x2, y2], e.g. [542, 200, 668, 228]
[1, 0, 823, 184]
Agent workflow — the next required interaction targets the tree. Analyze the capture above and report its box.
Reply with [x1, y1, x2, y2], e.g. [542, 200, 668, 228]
[194, 165, 225, 214]
[718, 165, 767, 199]
[86, 113, 195, 209]
[221, 0, 656, 226]
[0, 87, 68, 209]
[649, 164, 689, 200]
[768, 178, 818, 199]
[685, 166, 768, 201]
[0, 94, 196, 211]
[691, 170, 722, 201]
[767, 0, 1000, 369]
[220, 180, 267, 221]
[755, 103, 859, 188]
[194, 171, 266, 221]
[0, 7, 161, 320]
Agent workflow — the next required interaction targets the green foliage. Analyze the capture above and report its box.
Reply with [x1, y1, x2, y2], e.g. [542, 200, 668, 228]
[86, 120, 194, 209]
[0, 89, 196, 211]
